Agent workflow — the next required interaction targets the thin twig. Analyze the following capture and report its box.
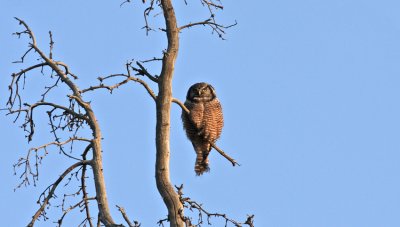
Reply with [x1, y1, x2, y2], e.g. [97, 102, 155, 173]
[49, 31, 54, 59]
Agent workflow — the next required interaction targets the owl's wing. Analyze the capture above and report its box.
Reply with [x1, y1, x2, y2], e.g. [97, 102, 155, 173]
[183, 101, 204, 131]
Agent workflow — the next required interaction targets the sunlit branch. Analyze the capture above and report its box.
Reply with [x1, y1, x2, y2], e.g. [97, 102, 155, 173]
[209, 141, 239, 166]
[171, 98, 189, 114]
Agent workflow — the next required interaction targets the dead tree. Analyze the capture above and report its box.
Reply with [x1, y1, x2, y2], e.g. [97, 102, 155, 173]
[7, 18, 124, 226]
[6, 1, 253, 226]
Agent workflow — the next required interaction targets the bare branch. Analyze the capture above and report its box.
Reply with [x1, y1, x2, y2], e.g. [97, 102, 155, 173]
[57, 197, 96, 227]
[27, 160, 91, 227]
[12, 46, 34, 63]
[157, 217, 169, 227]
[13, 18, 86, 108]
[41, 77, 61, 101]
[7, 63, 47, 113]
[82, 72, 157, 101]
[14, 17, 37, 46]
[128, 77, 157, 101]
[175, 184, 254, 227]
[30, 137, 90, 162]
[140, 57, 163, 63]
[32, 137, 90, 151]
[33, 101, 87, 120]
[11, 63, 47, 78]
[120, 0, 131, 7]
[83, 61, 158, 101]
[244, 215, 255, 227]
[177, 0, 237, 39]
[7, 101, 87, 142]
[49, 31, 54, 59]
[80, 74, 131, 94]
[171, 98, 189, 113]
[210, 141, 240, 166]
[55, 61, 79, 79]
[116, 205, 141, 227]
[142, 0, 157, 35]
[81, 144, 94, 227]
[179, 19, 237, 32]
[130, 61, 159, 83]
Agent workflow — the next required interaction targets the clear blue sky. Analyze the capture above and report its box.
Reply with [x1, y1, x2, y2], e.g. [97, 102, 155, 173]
[1, 1, 400, 226]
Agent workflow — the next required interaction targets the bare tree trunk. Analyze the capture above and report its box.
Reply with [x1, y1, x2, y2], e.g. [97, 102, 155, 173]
[88, 110, 117, 226]
[155, 0, 184, 226]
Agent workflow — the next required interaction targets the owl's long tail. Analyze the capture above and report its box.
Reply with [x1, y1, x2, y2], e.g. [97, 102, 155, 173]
[194, 144, 211, 175]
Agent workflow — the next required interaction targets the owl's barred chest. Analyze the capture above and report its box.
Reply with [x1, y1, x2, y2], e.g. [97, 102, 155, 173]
[187, 99, 217, 117]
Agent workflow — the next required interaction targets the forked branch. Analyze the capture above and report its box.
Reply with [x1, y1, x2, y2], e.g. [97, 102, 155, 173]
[177, 0, 237, 39]
[80, 62, 157, 101]
[175, 185, 254, 227]
[179, 19, 237, 39]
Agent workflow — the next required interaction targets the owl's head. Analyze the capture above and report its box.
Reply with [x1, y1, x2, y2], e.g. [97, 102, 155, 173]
[186, 82, 217, 102]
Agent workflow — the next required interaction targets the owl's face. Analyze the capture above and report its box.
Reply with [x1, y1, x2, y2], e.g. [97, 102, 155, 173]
[186, 82, 216, 103]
